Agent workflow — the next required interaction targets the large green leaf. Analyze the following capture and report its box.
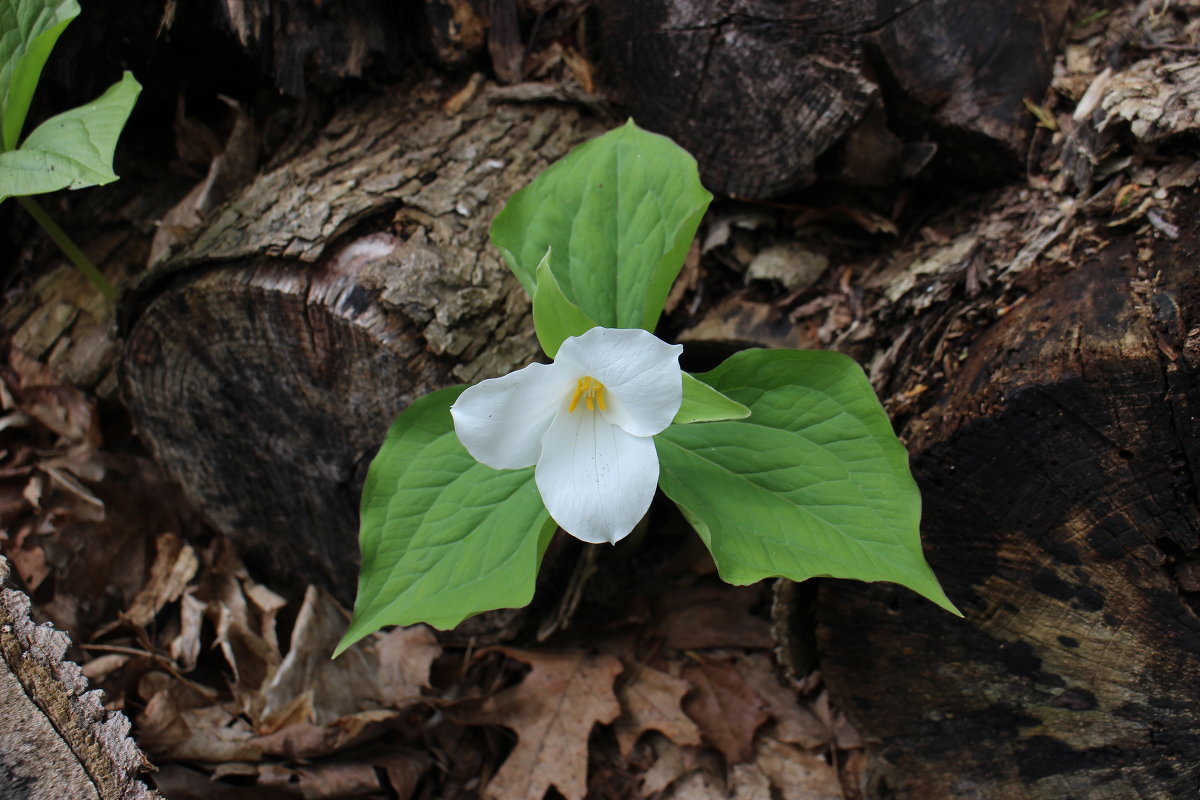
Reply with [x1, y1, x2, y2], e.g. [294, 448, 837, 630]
[656, 349, 958, 614]
[0, 0, 78, 151]
[491, 119, 712, 331]
[337, 386, 556, 656]
[0, 71, 141, 201]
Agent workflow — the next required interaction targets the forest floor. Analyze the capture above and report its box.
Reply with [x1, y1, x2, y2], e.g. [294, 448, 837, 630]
[2, 1, 1195, 799]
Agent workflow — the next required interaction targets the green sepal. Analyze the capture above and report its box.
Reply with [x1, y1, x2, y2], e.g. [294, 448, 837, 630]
[674, 372, 751, 424]
[533, 247, 598, 358]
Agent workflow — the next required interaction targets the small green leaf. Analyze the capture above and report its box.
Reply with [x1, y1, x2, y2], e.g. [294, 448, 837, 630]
[656, 349, 958, 615]
[0, 0, 80, 151]
[533, 247, 598, 358]
[674, 371, 751, 424]
[491, 119, 712, 331]
[337, 386, 555, 656]
[0, 71, 141, 201]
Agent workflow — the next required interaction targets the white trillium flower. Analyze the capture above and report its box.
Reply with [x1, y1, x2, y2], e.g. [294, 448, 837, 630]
[451, 327, 684, 544]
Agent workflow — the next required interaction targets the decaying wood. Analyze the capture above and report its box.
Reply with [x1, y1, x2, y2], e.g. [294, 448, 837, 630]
[204, 0, 403, 98]
[597, 0, 1071, 197]
[800, 22, 1200, 798]
[818, 217, 1200, 798]
[0, 556, 160, 800]
[121, 84, 606, 602]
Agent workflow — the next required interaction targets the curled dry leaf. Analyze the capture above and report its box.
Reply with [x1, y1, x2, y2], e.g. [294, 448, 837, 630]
[99, 532, 198, 633]
[452, 647, 623, 800]
[138, 683, 261, 763]
[260, 585, 439, 728]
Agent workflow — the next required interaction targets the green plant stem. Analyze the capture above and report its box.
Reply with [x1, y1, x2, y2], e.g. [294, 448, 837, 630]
[16, 195, 116, 303]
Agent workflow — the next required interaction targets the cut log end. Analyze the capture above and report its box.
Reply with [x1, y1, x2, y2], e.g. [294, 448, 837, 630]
[121, 87, 605, 602]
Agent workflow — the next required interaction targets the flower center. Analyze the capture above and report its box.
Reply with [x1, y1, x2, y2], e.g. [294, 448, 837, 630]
[568, 376, 607, 413]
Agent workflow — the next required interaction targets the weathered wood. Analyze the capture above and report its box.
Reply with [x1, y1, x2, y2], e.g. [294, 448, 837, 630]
[205, 0, 402, 98]
[0, 556, 160, 800]
[816, 208, 1200, 798]
[120, 84, 606, 601]
[793, 17, 1200, 792]
[597, 0, 1071, 197]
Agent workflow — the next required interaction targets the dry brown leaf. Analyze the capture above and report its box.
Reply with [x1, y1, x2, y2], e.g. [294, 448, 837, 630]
[138, 688, 262, 763]
[8, 523, 49, 589]
[736, 653, 829, 748]
[615, 662, 702, 756]
[655, 584, 774, 650]
[812, 689, 864, 749]
[682, 657, 769, 765]
[112, 532, 198, 630]
[753, 737, 842, 800]
[152, 764, 295, 799]
[729, 763, 773, 800]
[639, 733, 692, 797]
[252, 708, 409, 760]
[257, 760, 383, 798]
[662, 769, 725, 800]
[4, 348, 100, 446]
[259, 586, 438, 727]
[454, 647, 623, 800]
[382, 747, 434, 800]
[169, 590, 205, 671]
[149, 99, 259, 267]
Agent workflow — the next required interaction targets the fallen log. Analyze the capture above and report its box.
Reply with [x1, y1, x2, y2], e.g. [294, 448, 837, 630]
[816, 213, 1200, 797]
[597, 0, 1072, 197]
[120, 84, 605, 602]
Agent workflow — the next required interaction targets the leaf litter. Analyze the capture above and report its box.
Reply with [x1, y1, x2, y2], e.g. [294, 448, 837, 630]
[0, 341, 869, 798]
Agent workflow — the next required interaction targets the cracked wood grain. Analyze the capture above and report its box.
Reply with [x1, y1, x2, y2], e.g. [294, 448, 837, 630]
[597, 0, 1071, 197]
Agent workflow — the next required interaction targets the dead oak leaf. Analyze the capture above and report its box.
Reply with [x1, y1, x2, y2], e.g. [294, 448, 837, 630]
[454, 647, 623, 800]
[683, 657, 769, 766]
[615, 662, 702, 756]
[736, 653, 829, 749]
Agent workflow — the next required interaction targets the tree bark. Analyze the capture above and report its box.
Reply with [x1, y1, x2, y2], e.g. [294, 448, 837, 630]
[801, 26, 1200, 797]
[0, 556, 160, 800]
[120, 84, 606, 602]
[817, 217, 1200, 797]
[597, 0, 1071, 198]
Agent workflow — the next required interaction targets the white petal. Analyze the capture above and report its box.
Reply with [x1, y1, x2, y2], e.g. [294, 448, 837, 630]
[555, 327, 683, 437]
[535, 410, 659, 544]
[451, 362, 575, 469]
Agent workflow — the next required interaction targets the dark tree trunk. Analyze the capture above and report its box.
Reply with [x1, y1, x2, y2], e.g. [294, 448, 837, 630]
[120, 84, 604, 603]
[597, 0, 1071, 197]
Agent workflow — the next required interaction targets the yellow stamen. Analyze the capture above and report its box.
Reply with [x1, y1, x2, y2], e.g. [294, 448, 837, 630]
[568, 376, 607, 413]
